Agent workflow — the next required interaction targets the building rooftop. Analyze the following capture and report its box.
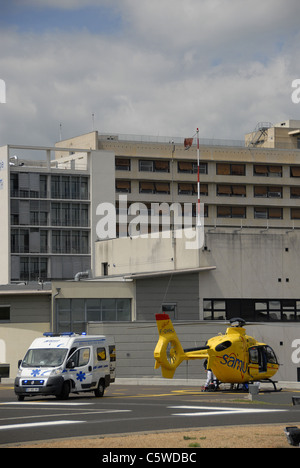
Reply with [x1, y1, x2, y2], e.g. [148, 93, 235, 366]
[98, 132, 245, 148]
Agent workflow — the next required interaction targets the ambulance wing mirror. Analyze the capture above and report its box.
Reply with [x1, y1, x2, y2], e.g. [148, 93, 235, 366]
[66, 359, 75, 369]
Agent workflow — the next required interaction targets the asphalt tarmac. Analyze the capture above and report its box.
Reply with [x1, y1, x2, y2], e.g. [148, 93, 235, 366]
[1, 383, 300, 447]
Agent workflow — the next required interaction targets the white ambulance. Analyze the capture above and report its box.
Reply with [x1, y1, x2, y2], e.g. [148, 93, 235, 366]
[14, 332, 116, 401]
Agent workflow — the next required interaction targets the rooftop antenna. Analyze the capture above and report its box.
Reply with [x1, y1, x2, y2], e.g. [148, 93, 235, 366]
[92, 113, 95, 131]
[59, 123, 62, 141]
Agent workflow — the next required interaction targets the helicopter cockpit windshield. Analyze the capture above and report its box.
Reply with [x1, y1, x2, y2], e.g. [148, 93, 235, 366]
[249, 345, 278, 373]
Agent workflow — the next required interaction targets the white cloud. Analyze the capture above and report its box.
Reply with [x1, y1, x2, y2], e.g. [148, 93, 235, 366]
[14, 0, 110, 9]
[1, 1, 300, 148]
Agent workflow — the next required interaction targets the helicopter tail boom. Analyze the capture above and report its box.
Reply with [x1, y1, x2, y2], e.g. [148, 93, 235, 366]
[154, 313, 209, 378]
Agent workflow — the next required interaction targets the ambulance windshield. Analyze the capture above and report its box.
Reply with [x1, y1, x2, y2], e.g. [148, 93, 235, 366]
[22, 348, 68, 367]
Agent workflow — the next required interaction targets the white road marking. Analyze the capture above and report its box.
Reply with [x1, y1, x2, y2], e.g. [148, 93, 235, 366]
[0, 420, 84, 430]
[169, 405, 287, 416]
[0, 401, 93, 405]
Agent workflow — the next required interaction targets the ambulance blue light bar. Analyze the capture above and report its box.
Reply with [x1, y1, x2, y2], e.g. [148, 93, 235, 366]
[43, 332, 76, 337]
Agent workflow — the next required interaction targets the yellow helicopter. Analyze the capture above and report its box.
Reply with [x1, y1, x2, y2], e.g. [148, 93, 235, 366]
[154, 313, 280, 389]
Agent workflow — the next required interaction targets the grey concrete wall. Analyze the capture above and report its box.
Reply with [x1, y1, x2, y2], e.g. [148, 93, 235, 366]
[136, 273, 199, 321]
[200, 230, 300, 301]
[0, 293, 50, 323]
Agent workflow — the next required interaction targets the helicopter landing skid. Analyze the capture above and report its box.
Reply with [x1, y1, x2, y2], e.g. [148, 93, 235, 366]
[256, 379, 282, 392]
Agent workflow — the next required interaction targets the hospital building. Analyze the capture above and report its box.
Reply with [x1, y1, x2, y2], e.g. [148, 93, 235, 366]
[2, 119, 300, 383]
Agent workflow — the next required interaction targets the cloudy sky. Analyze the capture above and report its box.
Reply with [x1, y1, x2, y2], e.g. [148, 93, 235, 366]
[1, 0, 300, 147]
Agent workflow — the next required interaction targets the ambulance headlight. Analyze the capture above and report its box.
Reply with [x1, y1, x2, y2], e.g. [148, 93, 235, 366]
[50, 367, 63, 376]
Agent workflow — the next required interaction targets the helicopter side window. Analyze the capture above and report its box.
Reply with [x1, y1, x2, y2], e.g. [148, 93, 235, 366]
[265, 346, 278, 364]
[215, 340, 232, 352]
[249, 347, 259, 364]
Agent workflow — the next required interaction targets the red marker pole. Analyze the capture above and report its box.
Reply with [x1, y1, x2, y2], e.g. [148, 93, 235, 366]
[197, 128, 201, 226]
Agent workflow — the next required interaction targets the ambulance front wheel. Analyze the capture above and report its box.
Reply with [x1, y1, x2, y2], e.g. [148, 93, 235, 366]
[56, 381, 70, 400]
[94, 378, 105, 397]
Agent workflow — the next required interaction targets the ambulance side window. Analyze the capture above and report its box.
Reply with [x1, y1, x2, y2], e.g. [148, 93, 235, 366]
[67, 347, 77, 359]
[71, 347, 90, 367]
[97, 347, 106, 361]
[109, 345, 116, 362]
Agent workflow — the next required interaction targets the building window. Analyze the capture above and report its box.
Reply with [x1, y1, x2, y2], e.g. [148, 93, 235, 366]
[51, 230, 88, 254]
[10, 173, 48, 198]
[80, 177, 89, 200]
[217, 206, 246, 218]
[115, 158, 131, 171]
[40, 230, 48, 253]
[40, 175, 47, 198]
[290, 166, 300, 177]
[216, 163, 245, 176]
[102, 262, 108, 276]
[290, 187, 300, 198]
[71, 204, 80, 226]
[204, 299, 300, 322]
[0, 306, 10, 321]
[20, 257, 48, 281]
[51, 203, 61, 226]
[71, 177, 80, 199]
[11, 229, 19, 253]
[56, 298, 131, 333]
[255, 300, 300, 321]
[178, 183, 208, 196]
[61, 176, 70, 199]
[20, 229, 29, 253]
[51, 202, 89, 227]
[254, 207, 282, 219]
[116, 180, 131, 193]
[10, 173, 19, 197]
[217, 185, 246, 197]
[51, 175, 89, 200]
[254, 186, 282, 198]
[178, 161, 207, 174]
[52, 230, 61, 253]
[51, 176, 60, 199]
[291, 208, 300, 219]
[162, 303, 177, 320]
[139, 181, 170, 194]
[203, 300, 226, 320]
[253, 165, 282, 177]
[139, 160, 170, 173]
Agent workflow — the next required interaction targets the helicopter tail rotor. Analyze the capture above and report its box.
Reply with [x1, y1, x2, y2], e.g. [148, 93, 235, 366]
[154, 313, 186, 378]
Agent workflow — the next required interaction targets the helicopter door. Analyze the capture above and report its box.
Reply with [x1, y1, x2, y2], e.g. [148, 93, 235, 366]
[249, 345, 278, 373]
[249, 346, 267, 373]
[258, 347, 267, 373]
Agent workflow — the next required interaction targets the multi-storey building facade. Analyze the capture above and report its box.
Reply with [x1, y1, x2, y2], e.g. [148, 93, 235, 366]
[56, 121, 300, 235]
[0, 145, 114, 284]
